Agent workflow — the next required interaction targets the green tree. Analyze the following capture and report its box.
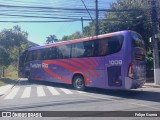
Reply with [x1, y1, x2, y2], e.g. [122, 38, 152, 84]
[102, 0, 152, 49]
[46, 35, 58, 44]
[0, 25, 28, 49]
[83, 22, 95, 37]
[0, 47, 11, 67]
[0, 25, 28, 68]
[62, 31, 83, 41]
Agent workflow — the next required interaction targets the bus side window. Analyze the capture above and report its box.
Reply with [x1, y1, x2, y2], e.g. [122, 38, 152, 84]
[32, 50, 38, 61]
[26, 52, 32, 62]
[58, 45, 71, 59]
[56, 47, 63, 59]
[46, 47, 58, 60]
[72, 42, 85, 58]
[47, 48, 53, 59]
[83, 41, 94, 57]
[40, 49, 47, 60]
[98, 39, 108, 56]
[108, 36, 123, 54]
[36, 50, 41, 60]
[72, 47, 76, 57]
[44, 49, 48, 60]
[51, 47, 58, 59]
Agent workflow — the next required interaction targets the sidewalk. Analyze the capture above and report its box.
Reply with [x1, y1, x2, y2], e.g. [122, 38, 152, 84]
[0, 84, 13, 96]
[0, 78, 20, 96]
[144, 82, 160, 88]
[145, 77, 160, 88]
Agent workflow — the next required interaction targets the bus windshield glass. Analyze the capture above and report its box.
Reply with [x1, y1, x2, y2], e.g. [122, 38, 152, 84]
[131, 32, 145, 50]
[131, 32, 146, 61]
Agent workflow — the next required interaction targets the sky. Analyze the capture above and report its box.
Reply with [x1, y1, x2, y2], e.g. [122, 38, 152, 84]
[0, 0, 116, 45]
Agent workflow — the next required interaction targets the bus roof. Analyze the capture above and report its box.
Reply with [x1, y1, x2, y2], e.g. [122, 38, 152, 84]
[28, 30, 132, 51]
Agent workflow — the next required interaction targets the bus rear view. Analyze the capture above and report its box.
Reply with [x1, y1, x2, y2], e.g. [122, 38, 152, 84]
[125, 31, 146, 89]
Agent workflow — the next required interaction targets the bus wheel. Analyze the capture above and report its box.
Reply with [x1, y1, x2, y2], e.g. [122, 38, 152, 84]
[73, 75, 85, 91]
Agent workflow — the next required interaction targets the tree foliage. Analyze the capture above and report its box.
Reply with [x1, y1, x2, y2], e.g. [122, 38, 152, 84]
[46, 35, 58, 44]
[62, 31, 83, 41]
[0, 25, 28, 67]
[0, 47, 11, 66]
[101, 0, 152, 49]
[0, 25, 28, 49]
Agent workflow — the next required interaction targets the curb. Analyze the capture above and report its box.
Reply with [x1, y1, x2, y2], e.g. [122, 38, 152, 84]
[144, 83, 160, 88]
[0, 79, 20, 96]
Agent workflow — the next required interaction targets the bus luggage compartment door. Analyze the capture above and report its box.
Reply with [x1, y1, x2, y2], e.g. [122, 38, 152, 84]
[107, 66, 122, 87]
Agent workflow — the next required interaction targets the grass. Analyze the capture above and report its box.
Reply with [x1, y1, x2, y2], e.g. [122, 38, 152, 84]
[4, 65, 18, 79]
[0, 65, 18, 87]
[0, 78, 17, 87]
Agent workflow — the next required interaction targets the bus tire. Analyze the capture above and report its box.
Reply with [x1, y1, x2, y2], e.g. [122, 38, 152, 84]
[73, 75, 85, 91]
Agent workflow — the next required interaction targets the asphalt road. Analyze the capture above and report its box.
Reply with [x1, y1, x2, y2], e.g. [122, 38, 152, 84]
[0, 79, 160, 120]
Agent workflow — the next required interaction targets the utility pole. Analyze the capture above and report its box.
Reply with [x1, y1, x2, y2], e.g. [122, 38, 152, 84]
[18, 47, 21, 70]
[95, 0, 99, 35]
[150, 0, 160, 84]
[81, 17, 84, 34]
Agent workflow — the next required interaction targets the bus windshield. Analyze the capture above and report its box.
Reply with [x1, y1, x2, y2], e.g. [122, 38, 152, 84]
[131, 32, 146, 61]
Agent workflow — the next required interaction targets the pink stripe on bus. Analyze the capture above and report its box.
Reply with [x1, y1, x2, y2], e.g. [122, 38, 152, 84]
[42, 60, 90, 85]
[61, 59, 95, 78]
[69, 58, 98, 77]
[43, 67, 71, 84]
[83, 58, 97, 68]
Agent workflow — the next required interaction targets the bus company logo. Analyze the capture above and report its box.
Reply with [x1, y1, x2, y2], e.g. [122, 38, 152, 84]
[2, 112, 11, 117]
[109, 60, 123, 65]
[30, 63, 48, 69]
[2, 112, 42, 118]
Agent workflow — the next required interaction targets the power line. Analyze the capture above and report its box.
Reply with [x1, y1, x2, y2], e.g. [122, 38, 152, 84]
[0, 20, 78, 23]
[0, 4, 109, 11]
[80, 0, 95, 23]
[0, 13, 97, 21]
[0, 1, 150, 23]
[0, 18, 138, 23]
[0, 0, 111, 9]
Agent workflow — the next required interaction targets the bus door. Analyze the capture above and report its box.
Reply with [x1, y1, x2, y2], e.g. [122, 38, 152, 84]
[99, 35, 124, 88]
[19, 50, 28, 78]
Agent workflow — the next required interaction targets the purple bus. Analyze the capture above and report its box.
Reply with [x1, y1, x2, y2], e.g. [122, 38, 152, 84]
[19, 30, 146, 90]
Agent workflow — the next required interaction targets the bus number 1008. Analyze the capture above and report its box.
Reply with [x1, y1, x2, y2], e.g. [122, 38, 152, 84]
[109, 60, 123, 65]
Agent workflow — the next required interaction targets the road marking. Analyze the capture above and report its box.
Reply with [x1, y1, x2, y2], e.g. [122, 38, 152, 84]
[37, 86, 46, 97]
[4, 87, 20, 100]
[60, 88, 73, 94]
[0, 85, 12, 95]
[47, 86, 60, 95]
[21, 87, 31, 98]
[77, 91, 86, 94]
